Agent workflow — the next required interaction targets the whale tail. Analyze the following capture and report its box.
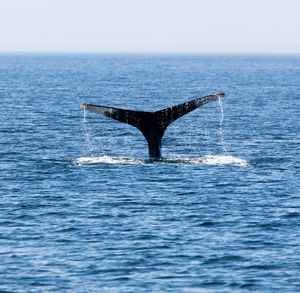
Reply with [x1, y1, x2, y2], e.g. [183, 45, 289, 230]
[81, 92, 225, 158]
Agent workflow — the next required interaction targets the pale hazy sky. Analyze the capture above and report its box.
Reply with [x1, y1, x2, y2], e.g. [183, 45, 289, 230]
[0, 0, 299, 53]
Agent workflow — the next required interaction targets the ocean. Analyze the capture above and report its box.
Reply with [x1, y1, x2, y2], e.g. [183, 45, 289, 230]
[0, 54, 299, 292]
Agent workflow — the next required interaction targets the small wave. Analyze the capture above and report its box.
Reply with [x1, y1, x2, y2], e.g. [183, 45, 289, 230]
[73, 155, 248, 166]
[12, 105, 34, 108]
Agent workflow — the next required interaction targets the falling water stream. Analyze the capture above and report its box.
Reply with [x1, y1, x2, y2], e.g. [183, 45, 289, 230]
[82, 108, 95, 156]
[218, 96, 230, 155]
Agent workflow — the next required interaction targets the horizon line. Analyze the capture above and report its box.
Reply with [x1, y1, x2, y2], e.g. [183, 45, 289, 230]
[0, 51, 299, 55]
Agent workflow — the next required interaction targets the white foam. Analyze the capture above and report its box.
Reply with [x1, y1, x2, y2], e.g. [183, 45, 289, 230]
[73, 155, 248, 166]
[165, 155, 248, 166]
[199, 155, 248, 166]
[74, 156, 144, 165]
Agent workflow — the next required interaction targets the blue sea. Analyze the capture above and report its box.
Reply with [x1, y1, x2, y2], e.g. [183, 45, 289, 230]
[0, 54, 299, 292]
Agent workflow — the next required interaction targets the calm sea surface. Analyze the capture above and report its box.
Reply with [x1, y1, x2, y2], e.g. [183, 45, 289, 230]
[0, 54, 299, 292]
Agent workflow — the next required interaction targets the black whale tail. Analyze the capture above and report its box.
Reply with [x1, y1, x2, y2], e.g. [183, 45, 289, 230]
[80, 92, 225, 158]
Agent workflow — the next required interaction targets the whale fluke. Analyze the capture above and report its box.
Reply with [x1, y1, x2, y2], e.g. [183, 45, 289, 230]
[81, 92, 225, 158]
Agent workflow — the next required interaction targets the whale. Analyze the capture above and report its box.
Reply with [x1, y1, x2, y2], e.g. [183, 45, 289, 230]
[80, 92, 225, 159]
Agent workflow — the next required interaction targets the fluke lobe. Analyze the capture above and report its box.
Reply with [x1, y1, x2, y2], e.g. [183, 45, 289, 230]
[81, 92, 225, 159]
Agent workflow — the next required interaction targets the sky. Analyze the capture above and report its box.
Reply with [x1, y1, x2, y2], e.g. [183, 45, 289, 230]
[0, 0, 299, 53]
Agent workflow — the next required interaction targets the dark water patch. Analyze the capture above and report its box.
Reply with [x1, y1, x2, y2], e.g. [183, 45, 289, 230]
[245, 264, 280, 270]
[135, 234, 160, 241]
[283, 212, 299, 218]
[241, 239, 277, 247]
[239, 282, 260, 289]
[200, 280, 227, 287]
[203, 255, 245, 265]
[258, 221, 283, 230]
[56, 227, 79, 233]
[198, 221, 217, 227]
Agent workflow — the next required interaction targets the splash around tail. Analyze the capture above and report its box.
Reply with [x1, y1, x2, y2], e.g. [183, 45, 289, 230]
[73, 155, 248, 166]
